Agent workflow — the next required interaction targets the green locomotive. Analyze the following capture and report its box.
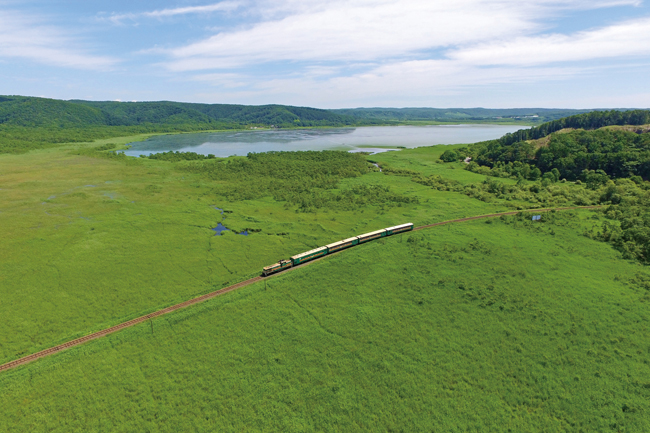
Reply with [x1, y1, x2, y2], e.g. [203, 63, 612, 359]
[262, 223, 413, 276]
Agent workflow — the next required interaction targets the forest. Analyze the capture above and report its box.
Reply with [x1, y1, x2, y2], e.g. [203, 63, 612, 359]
[437, 110, 650, 264]
[0, 96, 363, 129]
[496, 109, 650, 146]
[440, 110, 650, 182]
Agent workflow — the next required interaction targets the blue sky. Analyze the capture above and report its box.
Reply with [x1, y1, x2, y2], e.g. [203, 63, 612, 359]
[0, 0, 649, 108]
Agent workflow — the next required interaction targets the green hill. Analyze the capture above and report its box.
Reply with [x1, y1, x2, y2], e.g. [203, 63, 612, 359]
[331, 107, 593, 123]
[72, 100, 359, 127]
[0, 96, 360, 129]
[455, 110, 650, 181]
[0, 96, 108, 128]
[0, 96, 368, 153]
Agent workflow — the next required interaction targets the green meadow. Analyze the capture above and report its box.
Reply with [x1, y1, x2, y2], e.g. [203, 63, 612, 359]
[0, 211, 648, 431]
[0, 138, 507, 365]
[1, 130, 649, 431]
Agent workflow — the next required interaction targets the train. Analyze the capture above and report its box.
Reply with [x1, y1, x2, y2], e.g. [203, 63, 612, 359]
[262, 222, 414, 276]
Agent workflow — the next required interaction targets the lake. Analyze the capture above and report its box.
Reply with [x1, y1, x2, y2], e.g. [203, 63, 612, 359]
[123, 124, 528, 158]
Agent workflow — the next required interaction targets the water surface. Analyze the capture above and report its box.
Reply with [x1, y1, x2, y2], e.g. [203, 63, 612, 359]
[211, 206, 248, 236]
[124, 125, 528, 158]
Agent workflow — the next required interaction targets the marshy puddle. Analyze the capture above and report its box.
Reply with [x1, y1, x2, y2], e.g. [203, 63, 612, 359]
[212, 206, 248, 236]
[212, 223, 230, 235]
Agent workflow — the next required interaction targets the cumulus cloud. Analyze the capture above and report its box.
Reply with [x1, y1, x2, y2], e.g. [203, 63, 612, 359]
[0, 9, 118, 70]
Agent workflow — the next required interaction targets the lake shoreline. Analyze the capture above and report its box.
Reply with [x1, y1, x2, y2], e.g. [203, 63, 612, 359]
[122, 124, 530, 158]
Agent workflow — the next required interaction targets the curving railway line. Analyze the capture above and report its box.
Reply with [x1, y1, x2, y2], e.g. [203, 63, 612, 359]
[0, 205, 602, 373]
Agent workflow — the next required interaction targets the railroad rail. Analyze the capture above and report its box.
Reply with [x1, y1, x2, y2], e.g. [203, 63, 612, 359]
[0, 205, 602, 373]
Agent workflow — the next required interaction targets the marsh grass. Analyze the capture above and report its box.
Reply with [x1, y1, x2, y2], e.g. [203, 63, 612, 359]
[0, 211, 648, 431]
[2, 136, 649, 431]
[0, 142, 510, 364]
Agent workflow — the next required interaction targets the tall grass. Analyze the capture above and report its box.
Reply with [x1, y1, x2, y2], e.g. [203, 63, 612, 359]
[0, 211, 648, 431]
[0, 144, 502, 364]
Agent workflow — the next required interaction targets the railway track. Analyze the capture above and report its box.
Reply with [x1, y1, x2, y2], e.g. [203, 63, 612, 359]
[414, 205, 603, 231]
[0, 205, 602, 373]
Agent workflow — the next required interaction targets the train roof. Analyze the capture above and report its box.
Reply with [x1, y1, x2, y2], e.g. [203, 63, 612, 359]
[291, 246, 328, 260]
[357, 229, 386, 238]
[326, 237, 358, 249]
[385, 222, 413, 231]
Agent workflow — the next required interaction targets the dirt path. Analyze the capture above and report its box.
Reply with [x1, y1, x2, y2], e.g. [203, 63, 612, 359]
[0, 205, 602, 373]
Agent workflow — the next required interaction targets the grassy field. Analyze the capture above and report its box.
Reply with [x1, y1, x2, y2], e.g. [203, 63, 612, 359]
[0, 139, 509, 365]
[371, 144, 520, 184]
[0, 210, 648, 431]
[1, 134, 649, 431]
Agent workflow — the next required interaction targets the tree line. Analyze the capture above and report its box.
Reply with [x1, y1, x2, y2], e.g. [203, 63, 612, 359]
[440, 111, 650, 184]
[497, 110, 650, 146]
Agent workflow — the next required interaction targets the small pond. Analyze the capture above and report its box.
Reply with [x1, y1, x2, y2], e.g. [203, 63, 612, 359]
[212, 207, 248, 236]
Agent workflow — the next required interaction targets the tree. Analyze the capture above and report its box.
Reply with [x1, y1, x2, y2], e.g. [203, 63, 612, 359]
[440, 149, 459, 162]
[529, 168, 542, 181]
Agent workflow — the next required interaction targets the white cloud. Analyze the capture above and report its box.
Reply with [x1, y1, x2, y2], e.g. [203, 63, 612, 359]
[339, 64, 572, 103]
[190, 59, 587, 107]
[105, 2, 241, 25]
[449, 16, 650, 66]
[164, 0, 643, 71]
[166, 0, 533, 70]
[143, 2, 241, 17]
[0, 9, 118, 70]
[157, 0, 649, 107]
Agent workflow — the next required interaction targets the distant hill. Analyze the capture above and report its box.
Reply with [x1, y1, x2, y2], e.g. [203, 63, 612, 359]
[0, 96, 369, 153]
[0, 96, 608, 130]
[0, 96, 361, 129]
[0, 96, 108, 128]
[0, 95, 645, 154]
[330, 107, 595, 123]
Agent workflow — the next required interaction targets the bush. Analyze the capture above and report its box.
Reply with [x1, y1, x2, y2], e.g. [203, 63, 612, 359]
[440, 150, 459, 162]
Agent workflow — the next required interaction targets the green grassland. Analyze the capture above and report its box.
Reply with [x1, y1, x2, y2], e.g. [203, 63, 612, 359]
[1, 128, 649, 431]
[0, 139, 510, 365]
[1, 211, 648, 431]
[371, 144, 508, 183]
